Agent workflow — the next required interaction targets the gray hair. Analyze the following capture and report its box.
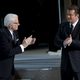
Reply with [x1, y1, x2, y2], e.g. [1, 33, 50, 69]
[4, 13, 18, 27]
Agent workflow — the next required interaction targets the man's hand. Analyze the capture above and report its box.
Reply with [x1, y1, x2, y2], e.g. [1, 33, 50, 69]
[22, 35, 36, 48]
[63, 34, 72, 48]
[67, 34, 72, 46]
[30, 38, 36, 45]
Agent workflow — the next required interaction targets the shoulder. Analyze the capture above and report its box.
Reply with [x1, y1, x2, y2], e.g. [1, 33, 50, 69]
[60, 22, 69, 26]
[59, 22, 69, 29]
[0, 27, 8, 36]
[57, 22, 69, 32]
[0, 27, 6, 32]
[0, 28, 4, 33]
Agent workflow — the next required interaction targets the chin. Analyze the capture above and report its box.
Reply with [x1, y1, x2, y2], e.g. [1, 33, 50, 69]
[16, 28, 18, 30]
[14, 28, 18, 31]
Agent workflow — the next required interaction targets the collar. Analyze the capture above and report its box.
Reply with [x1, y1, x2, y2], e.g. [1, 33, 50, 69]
[72, 19, 79, 28]
[9, 29, 13, 35]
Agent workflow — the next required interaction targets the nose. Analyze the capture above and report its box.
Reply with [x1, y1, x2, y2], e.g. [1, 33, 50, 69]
[16, 22, 20, 26]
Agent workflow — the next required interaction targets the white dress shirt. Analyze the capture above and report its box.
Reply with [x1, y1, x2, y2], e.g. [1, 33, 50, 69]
[9, 29, 24, 52]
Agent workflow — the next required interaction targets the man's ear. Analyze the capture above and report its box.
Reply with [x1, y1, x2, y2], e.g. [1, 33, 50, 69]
[8, 24, 12, 29]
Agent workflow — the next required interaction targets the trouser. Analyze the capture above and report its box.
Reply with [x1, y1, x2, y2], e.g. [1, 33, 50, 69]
[0, 76, 12, 80]
[61, 68, 80, 80]
[61, 56, 80, 80]
[0, 58, 15, 80]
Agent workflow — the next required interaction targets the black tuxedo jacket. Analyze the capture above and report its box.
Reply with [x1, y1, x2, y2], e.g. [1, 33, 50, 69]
[54, 21, 80, 72]
[0, 27, 22, 79]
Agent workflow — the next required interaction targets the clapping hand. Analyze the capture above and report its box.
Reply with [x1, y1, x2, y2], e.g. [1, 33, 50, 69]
[67, 34, 72, 46]
[63, 34, 72, 48]
[22, 35, 36, 48]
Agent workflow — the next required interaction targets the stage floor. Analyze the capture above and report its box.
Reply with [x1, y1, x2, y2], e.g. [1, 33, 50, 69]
[14, 47, 61, 80]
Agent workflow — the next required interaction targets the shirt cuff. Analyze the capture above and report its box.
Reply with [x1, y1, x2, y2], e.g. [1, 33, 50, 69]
[20, 44, 24, 52]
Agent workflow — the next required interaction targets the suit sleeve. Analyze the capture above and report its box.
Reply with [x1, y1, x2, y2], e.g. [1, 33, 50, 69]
[68, 39, 80, 50]
[67, 29, 80, 50]
[54, 24, 64, 49]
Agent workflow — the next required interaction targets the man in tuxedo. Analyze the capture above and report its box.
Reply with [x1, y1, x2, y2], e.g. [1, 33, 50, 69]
[54, 5, 80, 80]
[0, 13, 36, 80]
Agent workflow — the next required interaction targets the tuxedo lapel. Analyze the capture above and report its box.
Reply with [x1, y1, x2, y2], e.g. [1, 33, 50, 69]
[71, 21, 80, 38]
[64, 22, 71, 37]
[13, 32, 17, 44]
[13, 31, 20, 45]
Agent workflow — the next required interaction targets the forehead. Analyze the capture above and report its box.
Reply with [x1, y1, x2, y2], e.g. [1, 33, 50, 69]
[13, 16, 19, 22]
[14, 16, 18, 19]
[66, 10, 75, 14]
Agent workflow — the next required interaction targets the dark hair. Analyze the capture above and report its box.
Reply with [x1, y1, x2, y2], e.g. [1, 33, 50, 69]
[67, 5, 79, 14]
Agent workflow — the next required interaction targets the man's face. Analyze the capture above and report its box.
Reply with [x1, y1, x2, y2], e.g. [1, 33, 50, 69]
[9, 16, 20, 31]
[66, 10, 79, 23]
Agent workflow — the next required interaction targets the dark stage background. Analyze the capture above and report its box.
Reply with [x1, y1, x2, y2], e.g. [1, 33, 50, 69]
[0, 0, 59, 50]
